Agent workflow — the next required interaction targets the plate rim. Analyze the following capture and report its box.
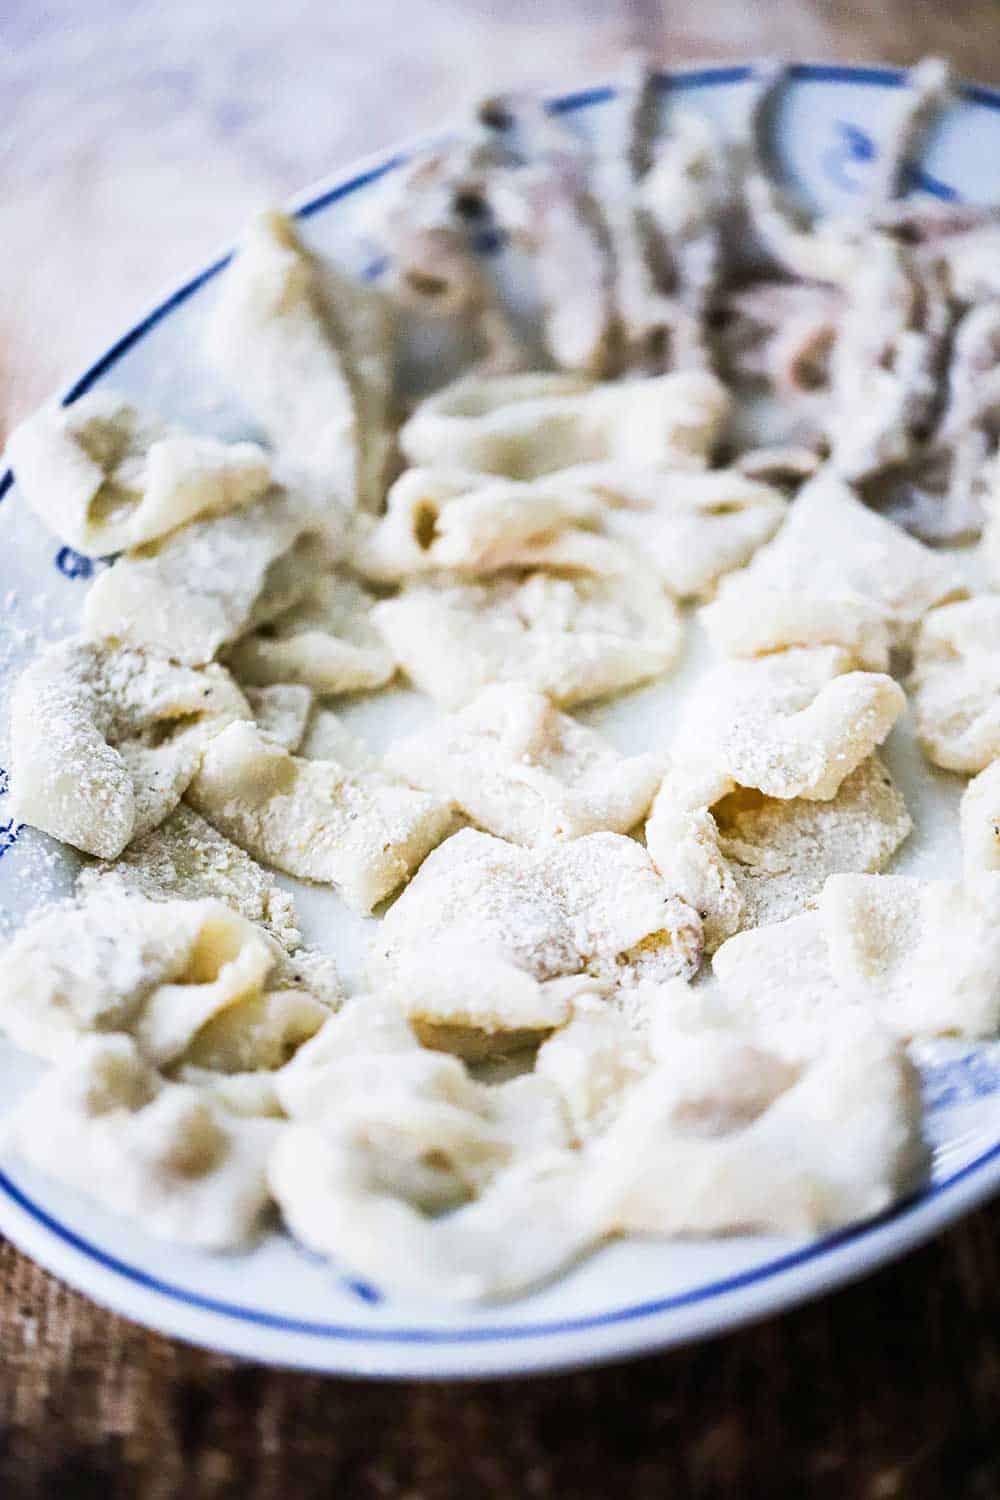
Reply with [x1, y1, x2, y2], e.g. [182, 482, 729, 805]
[3, 59, 1000, 1377]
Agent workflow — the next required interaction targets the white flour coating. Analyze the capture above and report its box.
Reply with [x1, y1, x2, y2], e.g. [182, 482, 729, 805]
[584, 466, 787, 599]
[351, 466, 603, 583]
[9, 638, 249, 859]
[243, 683, 315, 751]
[714, 871, 1000, 1046]
[645, 649, 905, 949]
[589, 1020, 924, 1234]
[186, 719, 457, 913]
[4, 61, 997, 1289]
[274, 997, 570, 1205]
[10, 1036, 281, 1249]
[206, 210, 396, 511]
[702, 472, 965, 668]
[82, 488, 325, 667]
[384, 683, 664, 844]
[79, 803, 302, 951]
[909, 596, 1000, 772]
[371, 568, 683, 708]
[370, 828, 703, 1052]
[400, 369, 729, 478]
[225, 572, 396, 694]
[5, 389, 270, 556]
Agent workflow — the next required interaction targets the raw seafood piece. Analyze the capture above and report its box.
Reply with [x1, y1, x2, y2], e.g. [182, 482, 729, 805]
[400, 369, 729, 478]
[9, 639, 249, 859]
[590, 1021, 924, 1234]
[646, 649, 906, 949]
[270, 1131, 595, 1303]
[206, 210, 396, 510]
[823, 872, 1000, 1039]
[535, 997, 651, 1142]
[714, 870, 1000, 1043]
[78, 803, 302, 951]
[650, 752, 909, 955]
[825, 236, 950, 483]
[478, 94, 618, 375]
[581, 464, 786, 599]
[371, 568, 682, 708]
[243, 683, 315, 751]
[6, 390, 271, 556]
[366, 142, 527, 376]
[275, 997, 569, 1206]
[83, 488, 324, 667]
[909, 597, 1000, 773]
[225, 573, 396, 694]
[0, 884, 334, 1073]
[186, 720, 456, 913]
[10, 1036, 280, 1248]
[701, 472, 964, 667]
[351, 466, 602, 582]
[370, 827, 703, 1052]
[384, 683, 664, 843]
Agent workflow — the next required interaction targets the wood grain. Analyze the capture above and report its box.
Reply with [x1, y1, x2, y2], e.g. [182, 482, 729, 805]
[5, 2, 1000, 1494]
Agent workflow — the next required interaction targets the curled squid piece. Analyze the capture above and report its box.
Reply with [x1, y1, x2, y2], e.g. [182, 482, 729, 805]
[713, 868, 1000, 1047]
[270, 1128, 595, 1303]
[267, 994, 596, 1301]
[224, 572, 396, 695]
[10, 1036, 281, 1248]
[78, 802, 303, 952]
[207, 211, 397, 510]
[580, 463, 787, 599]
[702, 472, 965, 668]
[351, 466, 602, 582]
[400, 368, 729, 479]
[384, 683, 664, 844]
[369, 827, 703, 1057]
[476, 92, 619, 375]
[366, 143, 526, 376]
[589, 1019, 924, 1235]
[371, 567, 683, 709]
[5, 390, 271, 556]
[0, 889, 332, 1071]
[9, 638, 249, 859]
[645, 647, 908, 950]
[82, 488, 327, 667]
[825, 235, 950, 482]
[186, 720, 457, 914]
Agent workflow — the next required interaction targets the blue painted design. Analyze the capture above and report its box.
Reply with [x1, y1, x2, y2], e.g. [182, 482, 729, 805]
[921, 1052, 1000, 1111]
[821, 120, 958, 201]
[823, 120, 878, 193]
[344, 1276, 383, 1305]
[902, 162, 960, 202]
[55, 545, 94, 580]
[0, 819, 20, 860]
[0, 766, 8, 797]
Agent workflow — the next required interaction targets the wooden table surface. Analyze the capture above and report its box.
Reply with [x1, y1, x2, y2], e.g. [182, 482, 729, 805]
[5, 2, 1000, 1494]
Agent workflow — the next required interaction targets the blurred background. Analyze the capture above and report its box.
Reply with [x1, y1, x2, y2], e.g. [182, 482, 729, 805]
[4, 0, 998, 439]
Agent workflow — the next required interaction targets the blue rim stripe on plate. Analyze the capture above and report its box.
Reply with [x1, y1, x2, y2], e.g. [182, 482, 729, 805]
[4, 61, 1000, 1349]
[1, 1139, 998, 1343]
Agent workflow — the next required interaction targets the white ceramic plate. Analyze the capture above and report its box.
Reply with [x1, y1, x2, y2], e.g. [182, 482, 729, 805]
[3, 63, 1000, 1379]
